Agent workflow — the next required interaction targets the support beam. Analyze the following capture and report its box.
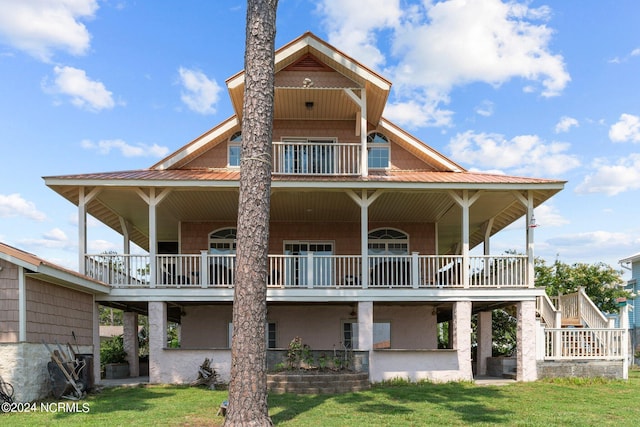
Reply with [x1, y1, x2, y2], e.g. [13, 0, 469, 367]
[123, 312, 140, 377]
[346, 189, 383, 289]
[137, 188, 171, 288]
[476, 311, 492, 376]
[453, 300, 473, 380]
[148, 301, 167, 384]
[77, 187, 100, 274]
[516, 300, 537, 381]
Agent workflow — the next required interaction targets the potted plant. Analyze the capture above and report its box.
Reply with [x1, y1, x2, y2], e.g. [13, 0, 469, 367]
[101, 335, 129, 379]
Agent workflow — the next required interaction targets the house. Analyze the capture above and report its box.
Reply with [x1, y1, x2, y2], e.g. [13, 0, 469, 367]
[43, 32, 569, 385]
[0, 242, 108, 402]
[620, 252, 640, 358]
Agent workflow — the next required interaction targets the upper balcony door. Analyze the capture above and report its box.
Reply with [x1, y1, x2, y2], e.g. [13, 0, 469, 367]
[282, 138, 335, 174]
[283, 241, 334, 287]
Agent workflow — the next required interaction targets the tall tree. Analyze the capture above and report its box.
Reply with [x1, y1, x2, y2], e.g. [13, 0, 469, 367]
[535, 259, 628, 314]
[225, 1, 278, 425]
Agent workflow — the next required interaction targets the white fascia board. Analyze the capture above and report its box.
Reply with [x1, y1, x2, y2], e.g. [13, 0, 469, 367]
[380, 119, 463, 172]
[305, 37, 391, 91]
[227, 35, 392, 92]
[270, 180, 565, 191]
[153, 117, 239, 170]
[45, 178, 241, 188]
[620, 252, 640, 264]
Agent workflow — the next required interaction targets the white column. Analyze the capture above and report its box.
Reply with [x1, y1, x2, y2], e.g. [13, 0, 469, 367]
[517, 300, 538, 381]
[361, 192, 369, 288]
[148, 301, 167, 383]
[477, 310, 492, 376]
[78, 188, 87, 274]
[123, 311, 139, 377]
[149, 188, 158, 288]
[360, 90, 368, 177]
[453, 300, 473, 380]
[526, 192, 535, 288]
[461, 191, 470, 288]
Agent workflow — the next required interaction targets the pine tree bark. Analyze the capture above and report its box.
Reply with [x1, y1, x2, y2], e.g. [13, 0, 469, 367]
[224, 1, 278, 425]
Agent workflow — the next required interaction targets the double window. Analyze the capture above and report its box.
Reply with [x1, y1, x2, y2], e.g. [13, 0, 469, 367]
[342, 321, 391, 349]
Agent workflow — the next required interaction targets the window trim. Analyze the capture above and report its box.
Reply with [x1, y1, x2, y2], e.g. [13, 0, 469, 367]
[228, 131, 242, 168]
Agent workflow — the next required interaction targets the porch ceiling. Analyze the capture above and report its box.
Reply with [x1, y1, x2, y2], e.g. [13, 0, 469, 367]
[52, 184, 555, 254]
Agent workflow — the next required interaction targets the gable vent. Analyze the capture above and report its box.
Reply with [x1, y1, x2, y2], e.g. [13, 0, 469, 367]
[284, 54, 333, 72]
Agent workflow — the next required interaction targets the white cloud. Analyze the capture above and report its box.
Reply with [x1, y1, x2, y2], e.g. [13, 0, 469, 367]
[384, 95, 453, 128]
[178, 67, 221, 115]
[43, 228, 68, 242]
[609, 113, 640, 143]
[316, 0, 569, 129]
[448, 131, 580, 176]
[475, 100, 495, 117]
[88, 239, 118, 253]
[554, 116, 579, 133]
[0, 0, 98, 62]
[19, 228, 74, 250]
[316, 0, 402, 70]
[390, 0, 570, 97]
[44, 66, 115, 111]
[81, 139, 169, 158]
[0, 193, 46, 221]
[575, 154, 640, 196]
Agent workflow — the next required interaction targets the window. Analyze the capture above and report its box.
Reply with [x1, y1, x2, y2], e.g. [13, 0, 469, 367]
[281, 138, 335, 174]
[342, 321, 391, 349]
[283, 241, 334, 286]
[228, 131, 242, 167]
[367, 132, 389, 169]
[209, 228, 236, 285]
[368, 228, 409, 255]
[209, 228, 237, 254]
[228, 322, 277, 349]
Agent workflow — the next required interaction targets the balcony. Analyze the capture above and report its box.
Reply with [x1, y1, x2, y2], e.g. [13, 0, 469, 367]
[271, 141, 361, 175]
[85, 253, 529, 289]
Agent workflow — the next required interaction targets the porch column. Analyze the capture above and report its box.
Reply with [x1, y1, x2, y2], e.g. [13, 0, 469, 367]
[136, 188, 171, 288]
[77, 187, 100, 274]
[448, 191, 481, 288]
[452, 300, 473, 380]
[476, 310, 492, 376]
[343, 88, 367, 177]
[347, 190, 382, 289]
[123, 311, 139, 377]
[516, 300, 537, 381]
[526, 192, 535, 288]
[148, 301, 167, 383]
[93, 301, 101, 384]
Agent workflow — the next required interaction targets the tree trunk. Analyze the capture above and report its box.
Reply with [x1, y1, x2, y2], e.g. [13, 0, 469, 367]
[224, 1, 278, 426]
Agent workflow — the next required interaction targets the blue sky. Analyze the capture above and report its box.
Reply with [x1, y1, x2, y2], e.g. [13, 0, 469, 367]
[1, 0, 639, 276]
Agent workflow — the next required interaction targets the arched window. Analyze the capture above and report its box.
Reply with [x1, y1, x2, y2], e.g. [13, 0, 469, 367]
[368, 228, 408, 255]
[228, 131, 242, 167]
[209, 228, 237, 254]
[367, 132, 390, 169]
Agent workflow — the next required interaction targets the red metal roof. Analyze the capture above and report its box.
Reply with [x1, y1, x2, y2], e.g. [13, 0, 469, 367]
[44, 168, 564, 185]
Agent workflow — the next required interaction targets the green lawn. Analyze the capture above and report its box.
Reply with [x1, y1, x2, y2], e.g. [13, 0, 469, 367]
[4, 370, 640, 426]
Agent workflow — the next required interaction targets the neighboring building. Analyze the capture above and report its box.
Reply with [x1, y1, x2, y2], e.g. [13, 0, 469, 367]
[0, 242, 108, 402]
[620, 252, 640, 355]
[43, 32, 568, 385]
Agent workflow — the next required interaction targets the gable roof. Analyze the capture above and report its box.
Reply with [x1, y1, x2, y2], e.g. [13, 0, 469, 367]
[0, 242, 110, 294]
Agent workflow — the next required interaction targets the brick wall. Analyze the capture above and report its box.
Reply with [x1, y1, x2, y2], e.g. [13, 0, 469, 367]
[181, 221, 436, 255]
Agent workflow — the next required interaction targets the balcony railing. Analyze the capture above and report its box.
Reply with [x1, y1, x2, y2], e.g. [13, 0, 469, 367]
[272, 141, 360, 175]
[85, 253, 530, 289]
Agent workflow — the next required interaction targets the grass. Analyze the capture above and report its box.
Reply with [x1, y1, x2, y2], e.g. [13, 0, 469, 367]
[4, 370, 640, 426]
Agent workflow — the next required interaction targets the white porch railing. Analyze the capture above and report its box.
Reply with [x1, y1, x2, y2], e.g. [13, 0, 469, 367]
[272, 141, 360, 175]
[544, 328, 626, 360]
[85, 253, 531, 289]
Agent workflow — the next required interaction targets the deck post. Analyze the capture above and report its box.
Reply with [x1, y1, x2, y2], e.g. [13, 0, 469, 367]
[477, 310, 492, 376]
[453, 300, 473, 380]
[123, 311, 139, 377]
[148, 301, 167, 383]
[200, 250, 208, 288]
[517, 300, 538, 381]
